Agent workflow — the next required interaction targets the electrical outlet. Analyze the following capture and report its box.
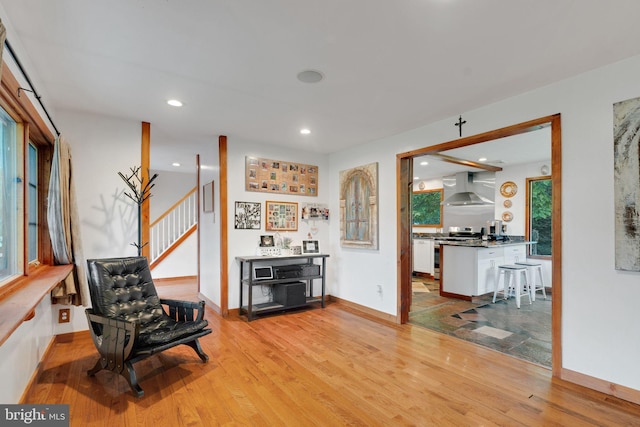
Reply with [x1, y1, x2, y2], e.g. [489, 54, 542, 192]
[58, 308, 70, 323]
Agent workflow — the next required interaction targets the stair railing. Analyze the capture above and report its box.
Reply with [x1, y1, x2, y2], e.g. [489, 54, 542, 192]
[150, 187, 197, 264]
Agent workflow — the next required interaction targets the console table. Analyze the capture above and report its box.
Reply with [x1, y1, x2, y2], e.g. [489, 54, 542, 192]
[237, 254, 328, 321]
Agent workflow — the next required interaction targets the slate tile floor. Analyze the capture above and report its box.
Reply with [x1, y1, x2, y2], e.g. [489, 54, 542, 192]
[409, 276, 552, 368]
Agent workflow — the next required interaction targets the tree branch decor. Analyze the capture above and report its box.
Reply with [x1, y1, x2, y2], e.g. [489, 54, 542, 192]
[118, 166, 158, 255]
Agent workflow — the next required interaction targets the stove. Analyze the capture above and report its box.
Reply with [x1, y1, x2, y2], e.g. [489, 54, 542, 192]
[448, 230, 483, 240]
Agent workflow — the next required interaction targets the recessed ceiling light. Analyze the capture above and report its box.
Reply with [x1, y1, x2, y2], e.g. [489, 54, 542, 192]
[414, 176, 420, 180]
[167, 99, 183, 107]
[420, 161, 428, 166]
[172, 162, 181, 167]
[478, 157, 487, 162]
[300, 128, 311, 135]
[297, 70, 324, 83]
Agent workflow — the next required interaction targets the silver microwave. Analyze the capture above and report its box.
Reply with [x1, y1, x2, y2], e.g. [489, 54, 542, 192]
[252, 266, 273, 280]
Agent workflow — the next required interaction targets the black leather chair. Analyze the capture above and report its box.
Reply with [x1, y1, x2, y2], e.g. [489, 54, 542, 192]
[84, 256, 211, 397]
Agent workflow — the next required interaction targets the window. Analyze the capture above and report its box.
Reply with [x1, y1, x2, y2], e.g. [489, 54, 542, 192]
[0, 64, 55, 292]
[527, 177, 552, 257]
[27, 142, 38, 263]
[412, 189, 443, 228]
[0, 107, 20, 283]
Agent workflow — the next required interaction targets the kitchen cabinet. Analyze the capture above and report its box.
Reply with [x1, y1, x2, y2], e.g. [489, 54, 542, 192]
[441, 243, 530, 299]
[476, 247, 504, 296]
[413, 238, 434, 275]
[503, 244, 526, 265]
[441, 246, 486, 296]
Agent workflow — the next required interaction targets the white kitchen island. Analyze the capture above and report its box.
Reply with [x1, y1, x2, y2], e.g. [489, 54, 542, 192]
[440, 241, 531, 301]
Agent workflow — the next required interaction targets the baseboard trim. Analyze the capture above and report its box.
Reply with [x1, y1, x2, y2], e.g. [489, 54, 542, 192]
[329, 296, 399, 324]
[19, 331, 90, 403]
[153, 275, 198, 285]
[199, 292, 221, 316]
[561, 368, 640, 405]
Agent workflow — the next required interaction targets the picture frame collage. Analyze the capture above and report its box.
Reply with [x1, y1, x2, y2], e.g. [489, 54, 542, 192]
[245, 156, 319, 197]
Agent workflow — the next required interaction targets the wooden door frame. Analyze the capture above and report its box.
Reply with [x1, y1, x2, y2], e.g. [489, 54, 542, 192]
[396, 114, 562, 377]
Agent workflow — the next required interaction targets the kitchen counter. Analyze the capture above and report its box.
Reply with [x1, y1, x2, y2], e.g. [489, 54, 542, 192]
[437, 240, 535, 248]
[413, 233, 534, 247]
[439, 242, 532, 301]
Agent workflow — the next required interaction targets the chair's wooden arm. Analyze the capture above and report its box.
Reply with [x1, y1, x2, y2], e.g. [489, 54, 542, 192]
[85, 309, 139, 374]
[160, 299, 207, 322]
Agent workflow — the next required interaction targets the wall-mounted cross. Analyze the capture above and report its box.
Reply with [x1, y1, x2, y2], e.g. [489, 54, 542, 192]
[455, 115, 466, 137]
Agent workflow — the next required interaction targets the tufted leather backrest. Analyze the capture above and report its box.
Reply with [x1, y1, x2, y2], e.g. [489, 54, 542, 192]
[87, 257, 165, 327]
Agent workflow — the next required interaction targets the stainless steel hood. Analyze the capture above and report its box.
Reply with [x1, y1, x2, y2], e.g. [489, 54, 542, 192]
[441, 172, 494, 206]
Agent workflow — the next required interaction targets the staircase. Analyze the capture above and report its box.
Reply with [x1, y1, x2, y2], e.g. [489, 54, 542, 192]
[150, 187, 197, 269]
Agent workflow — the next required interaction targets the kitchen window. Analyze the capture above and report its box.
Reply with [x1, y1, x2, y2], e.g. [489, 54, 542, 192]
[412, 189, 443, 228]
[527, 176, 552, 258]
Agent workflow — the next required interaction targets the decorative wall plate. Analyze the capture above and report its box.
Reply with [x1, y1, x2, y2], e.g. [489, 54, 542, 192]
[418, 181, 426, 190]
[503, 199, 512, 208]
[502, 211, 513, 222]
[500, 181, 518, 198]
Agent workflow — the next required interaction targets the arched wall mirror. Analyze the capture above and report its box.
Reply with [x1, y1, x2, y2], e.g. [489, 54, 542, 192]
[397, 114, 561, 376]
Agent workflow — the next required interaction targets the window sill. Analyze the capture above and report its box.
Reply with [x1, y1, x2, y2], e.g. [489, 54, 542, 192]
[0, 264, 74, 347]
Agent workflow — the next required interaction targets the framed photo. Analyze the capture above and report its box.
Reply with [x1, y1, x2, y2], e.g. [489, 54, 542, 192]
[234, 201, 261, 229]
[301, 203, 329, 221]
[203, 181, 214, 213]
[302, 240, 319, 254]
[260, 235, 274, 247]
[265, 200, 298, 231]
[291, 245, 302, 255]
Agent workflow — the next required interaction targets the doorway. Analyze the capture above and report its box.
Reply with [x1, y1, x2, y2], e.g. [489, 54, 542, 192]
[396, 114, 562, 377]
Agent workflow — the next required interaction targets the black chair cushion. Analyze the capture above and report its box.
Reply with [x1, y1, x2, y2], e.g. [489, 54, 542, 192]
[138, 317, 209, 346]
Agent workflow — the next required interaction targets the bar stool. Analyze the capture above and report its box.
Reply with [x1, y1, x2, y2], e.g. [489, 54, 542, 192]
[493, 264, 531, 308]
[515, 261, 546, 301]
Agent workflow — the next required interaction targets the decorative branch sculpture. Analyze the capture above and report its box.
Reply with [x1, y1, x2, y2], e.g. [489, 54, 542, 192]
[118, 166, 159, 255]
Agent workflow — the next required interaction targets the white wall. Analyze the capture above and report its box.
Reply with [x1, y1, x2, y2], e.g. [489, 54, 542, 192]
[151, 234, 198, 279]
[198, 145, 221, 308]
[0, 298, 55, 403]
[150, 169, 196, 218]
[224, 140, 330, 309]
[58, 110, 142, 260]
[149, 169, 198, 279]
[329, 144, 397, 313]
[329, 54, 640, 391]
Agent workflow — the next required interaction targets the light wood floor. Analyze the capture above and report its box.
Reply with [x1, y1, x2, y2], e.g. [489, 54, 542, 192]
[23, 282, 640, 426]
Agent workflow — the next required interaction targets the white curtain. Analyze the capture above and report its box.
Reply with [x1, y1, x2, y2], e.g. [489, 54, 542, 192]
[48, 136, 88, 306]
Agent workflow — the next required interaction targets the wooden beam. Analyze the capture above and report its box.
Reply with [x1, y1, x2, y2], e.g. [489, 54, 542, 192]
[141, 122, 151, 259]
[219, 136, 228, 317]
[430, 153, 503, 172]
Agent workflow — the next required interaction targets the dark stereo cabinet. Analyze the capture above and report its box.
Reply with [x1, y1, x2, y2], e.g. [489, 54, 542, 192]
[237, 254, 329, 321]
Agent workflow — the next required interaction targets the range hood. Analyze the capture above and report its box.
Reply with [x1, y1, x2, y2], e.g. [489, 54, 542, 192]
[441, 172, 494, 206]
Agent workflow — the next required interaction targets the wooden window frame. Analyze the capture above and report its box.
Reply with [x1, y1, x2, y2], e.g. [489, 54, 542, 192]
[526, 175, 552, 260]
[0, 61, 55, 299]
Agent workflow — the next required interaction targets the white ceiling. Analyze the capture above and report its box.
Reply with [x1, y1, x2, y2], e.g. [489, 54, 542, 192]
[1, 1, 640, 171]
